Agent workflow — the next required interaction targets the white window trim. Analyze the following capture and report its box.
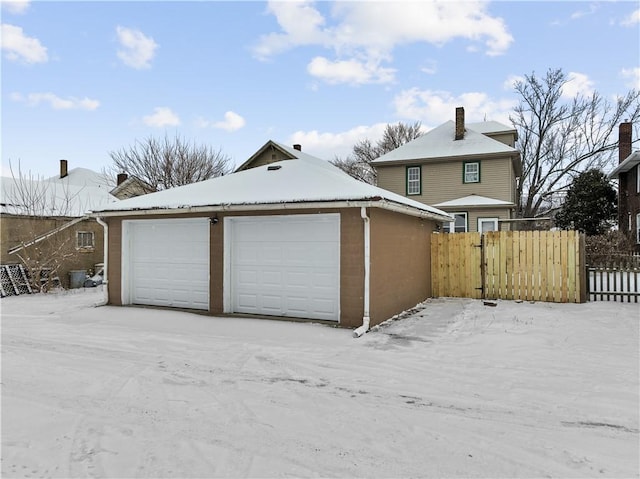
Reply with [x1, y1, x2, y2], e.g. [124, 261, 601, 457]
[478, 217, 499, 234]
[636, 213, 640, 244]
[464, 161, 480, 184]
[407, 166, 421, 195]
[445, 212, 468, 233]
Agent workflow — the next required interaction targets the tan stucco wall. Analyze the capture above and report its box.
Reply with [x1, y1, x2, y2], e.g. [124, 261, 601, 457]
[376, 156, 516, 205]
[369, 209, 434, 326]
[0, 214, 105, 288]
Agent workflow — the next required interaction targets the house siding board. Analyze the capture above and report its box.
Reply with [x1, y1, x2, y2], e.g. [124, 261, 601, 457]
[485, 132, 515, 148]
[377, 157, 515, 205]
[369, 209, 433, 325]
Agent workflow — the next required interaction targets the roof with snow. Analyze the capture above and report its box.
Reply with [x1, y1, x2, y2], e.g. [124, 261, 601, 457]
[91, 146, 453, 222]
[1, 167, 118, 217]
[433, 194, 515, 208]
[608, 151, 640, 177]
[371, 121, 521, 176]
[466, 121, 517, 138]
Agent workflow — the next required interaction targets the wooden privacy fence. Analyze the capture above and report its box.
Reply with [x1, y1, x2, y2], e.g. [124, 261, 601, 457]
[431, 230, 586, 303]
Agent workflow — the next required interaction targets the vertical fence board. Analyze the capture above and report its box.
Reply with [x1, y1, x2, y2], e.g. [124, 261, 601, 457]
[431, 230, 586, 303]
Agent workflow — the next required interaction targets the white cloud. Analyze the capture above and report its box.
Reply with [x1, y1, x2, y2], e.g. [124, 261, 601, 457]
[253, 0, 327, 60]
[420, 60, 438, 75]
[116, 26, 158, 70]
[621, 8, 640, 26]
[570, 4, 598, 20]
[307, 56, 395, 84]
[1, 23, 47, 63]
[621, 67, 640, 90]
[143, 107, 180, 127]
[1, 0, 30, 14]
[561, 72, 595, 98]
[288, 123, 389, 160]
[393, 88, 516, 125]
[254, 0, 514, 84]
[503, 74, 525, 90]
[214, 111, 246, 132]
[196, 111, 246, 131]
[12, 92, 100, 110]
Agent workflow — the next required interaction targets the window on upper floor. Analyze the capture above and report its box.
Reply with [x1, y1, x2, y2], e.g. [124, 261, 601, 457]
[406, 166, 421, 195]
[637, 164, 640, 193]
[463, 161, 480, 183]
[444, 212, 468, 233]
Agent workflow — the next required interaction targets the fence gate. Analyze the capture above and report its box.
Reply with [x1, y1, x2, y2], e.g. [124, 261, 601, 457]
[431, 232, 483, 299]
[431, 230, 586, 303]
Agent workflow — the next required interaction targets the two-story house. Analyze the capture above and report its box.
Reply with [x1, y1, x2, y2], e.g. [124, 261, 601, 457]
[372, 107, 522, 233]
[608, 121, 640, 252]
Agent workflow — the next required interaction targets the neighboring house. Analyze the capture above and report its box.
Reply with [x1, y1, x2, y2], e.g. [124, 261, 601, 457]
[372, 107, 522, 233]
[608, 121, 640, 252]
[91, 143, 452, 332]
[0, 160, 118, 288]
[109, 173, 156, 200]
[234, 140, 307, 171]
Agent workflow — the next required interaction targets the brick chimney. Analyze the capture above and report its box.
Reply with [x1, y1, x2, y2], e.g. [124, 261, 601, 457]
[455, 107, 465, 140]
[117, 173, 128, 185]
[619, 121, 632, 164]
[293, 144, 302, 151]
[60, 159, 68, 178]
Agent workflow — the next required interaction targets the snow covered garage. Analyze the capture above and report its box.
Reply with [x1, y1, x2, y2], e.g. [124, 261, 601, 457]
[92, 145, 452, 331]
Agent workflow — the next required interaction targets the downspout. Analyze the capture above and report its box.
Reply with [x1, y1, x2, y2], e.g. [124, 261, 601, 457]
[96, 216, 108, 306]
[353, 207, 371, 338]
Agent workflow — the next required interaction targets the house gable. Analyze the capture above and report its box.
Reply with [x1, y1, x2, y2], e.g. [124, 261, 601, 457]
[234, 140, 300, 172]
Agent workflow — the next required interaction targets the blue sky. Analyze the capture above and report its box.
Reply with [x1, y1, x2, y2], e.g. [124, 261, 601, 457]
[2, 0, 639, 177]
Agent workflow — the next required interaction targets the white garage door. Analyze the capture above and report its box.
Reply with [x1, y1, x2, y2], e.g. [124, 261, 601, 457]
[124, 218, 209, 310]
[227, 214, 340, 321]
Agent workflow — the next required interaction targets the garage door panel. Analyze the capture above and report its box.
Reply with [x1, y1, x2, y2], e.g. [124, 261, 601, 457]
[127, 218, 209, 311]
[229, 214, 339, 321]
[262, 269, 283, 287]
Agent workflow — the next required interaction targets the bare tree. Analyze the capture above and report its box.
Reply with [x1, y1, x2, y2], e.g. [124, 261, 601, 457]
[108, 134, 232, 190]
[3, 162, 79, 291]
[331, 121, 423, 184]
[511, 68, 640, 218]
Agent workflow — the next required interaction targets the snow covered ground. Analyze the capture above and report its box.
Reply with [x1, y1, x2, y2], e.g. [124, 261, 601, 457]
[1, 288, 638, 478]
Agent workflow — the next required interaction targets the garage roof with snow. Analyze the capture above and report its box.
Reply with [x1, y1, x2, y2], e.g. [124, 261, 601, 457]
[91, 149, 453, 222]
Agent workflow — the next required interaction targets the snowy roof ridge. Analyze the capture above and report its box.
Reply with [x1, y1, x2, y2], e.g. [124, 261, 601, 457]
[91, 152, 452, 221]
[433, 194, 515, 208]
[1, 168, 118, 217]
[371, 121, 518, 164]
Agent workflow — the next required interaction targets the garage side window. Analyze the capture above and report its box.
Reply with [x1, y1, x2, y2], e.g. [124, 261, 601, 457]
[77, 231, 94, 250]
[406, 166, 421, 195]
